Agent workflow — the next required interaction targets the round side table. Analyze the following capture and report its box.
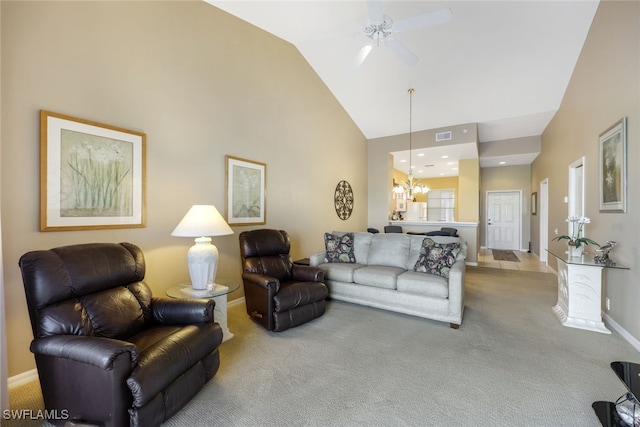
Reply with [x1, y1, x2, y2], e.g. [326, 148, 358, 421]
[166, 279, 239, 343]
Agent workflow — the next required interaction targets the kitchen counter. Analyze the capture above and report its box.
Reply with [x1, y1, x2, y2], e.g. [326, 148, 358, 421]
[388, 221, 479, 265]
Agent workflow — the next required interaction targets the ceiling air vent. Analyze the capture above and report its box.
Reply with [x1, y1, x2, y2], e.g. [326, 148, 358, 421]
[435, 131, 452, 142]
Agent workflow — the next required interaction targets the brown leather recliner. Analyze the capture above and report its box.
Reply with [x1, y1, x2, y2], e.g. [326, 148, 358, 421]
[18, 242, 223, 427]
[239, 229, 328, 332]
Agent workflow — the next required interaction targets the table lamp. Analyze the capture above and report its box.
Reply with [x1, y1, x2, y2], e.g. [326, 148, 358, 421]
[171, 205, 233, 290]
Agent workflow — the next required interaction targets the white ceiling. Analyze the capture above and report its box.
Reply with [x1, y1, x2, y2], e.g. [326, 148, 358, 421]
[206, 0, 599, 177]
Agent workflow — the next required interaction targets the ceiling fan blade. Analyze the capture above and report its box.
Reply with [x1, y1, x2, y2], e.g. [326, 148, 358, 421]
[387, 39, 419, 66]
[350, 44, 373, 69]
[393, 7, 453, 33]
[366, 0, 384, 23]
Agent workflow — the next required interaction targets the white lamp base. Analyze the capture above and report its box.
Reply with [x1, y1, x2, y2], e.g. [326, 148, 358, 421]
[187, 237, 219, 290]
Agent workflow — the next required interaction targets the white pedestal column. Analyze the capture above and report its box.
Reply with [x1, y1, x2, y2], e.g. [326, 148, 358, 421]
[211, 284, 234, 342]
[552, 258, 610, 334]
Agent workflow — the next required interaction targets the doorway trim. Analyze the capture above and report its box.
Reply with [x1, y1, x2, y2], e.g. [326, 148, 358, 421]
[567, 157, 586, 245]
[539, 179, 549, 263]
[568, 157, 585, 220]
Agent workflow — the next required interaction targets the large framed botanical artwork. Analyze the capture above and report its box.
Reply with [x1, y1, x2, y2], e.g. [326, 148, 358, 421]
[225, 155, 266, 225]
[40, 110, 146, 231]
[599, 117, 627, 213]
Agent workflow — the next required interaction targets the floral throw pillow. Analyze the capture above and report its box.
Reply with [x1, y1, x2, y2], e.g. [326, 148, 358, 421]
[413, 238, 461, 278]
[324, 232, 356, 263]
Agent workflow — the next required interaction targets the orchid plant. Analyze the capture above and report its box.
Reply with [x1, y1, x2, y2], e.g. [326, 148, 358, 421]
[553, 216, 600, 248]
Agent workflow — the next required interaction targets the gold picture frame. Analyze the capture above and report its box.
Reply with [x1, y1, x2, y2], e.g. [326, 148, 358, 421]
[40, 110, 146, 231]
[225, 155, 267, 225]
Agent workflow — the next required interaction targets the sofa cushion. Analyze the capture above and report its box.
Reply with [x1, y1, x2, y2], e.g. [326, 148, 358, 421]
[366, 234, 410, 269]
[319, 263, 363, 283]
[397, 271, 449, 298]
[413, 238, 461, 278]
[332, 231, 373, 264]
[324, 233, 356, 263]
[353, 265, 404, 290]
[407, 235, 466, 268]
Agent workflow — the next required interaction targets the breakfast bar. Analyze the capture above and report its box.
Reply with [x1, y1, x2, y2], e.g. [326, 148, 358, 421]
[388, 220, 479, 265]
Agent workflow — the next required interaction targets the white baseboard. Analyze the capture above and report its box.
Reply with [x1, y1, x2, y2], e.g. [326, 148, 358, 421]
[228, 297, 244, 308]
[8, 369, 38, 388]
[604, 312, 640, 352]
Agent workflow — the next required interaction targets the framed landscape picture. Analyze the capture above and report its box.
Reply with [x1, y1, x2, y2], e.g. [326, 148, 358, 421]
[599, 117, 627, 213]
[225, 155, 266, 225]
[531, 192, 537, 215]
[40, 110, 146, 231]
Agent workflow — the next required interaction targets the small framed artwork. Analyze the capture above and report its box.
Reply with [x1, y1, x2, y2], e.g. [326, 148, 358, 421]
[225, 155, 266, 225]
[40, 110, 146, 231]
[599, 117, 627, 213]
[531, 192, 537, 215]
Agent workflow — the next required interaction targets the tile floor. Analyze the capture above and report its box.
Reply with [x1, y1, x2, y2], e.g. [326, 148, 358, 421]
[477, 248, 551, 273]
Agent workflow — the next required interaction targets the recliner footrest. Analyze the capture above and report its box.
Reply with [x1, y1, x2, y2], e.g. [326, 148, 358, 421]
[127, 323, 222, 407]
[274, 281, 328, 312]
[273, 300, 326, 332]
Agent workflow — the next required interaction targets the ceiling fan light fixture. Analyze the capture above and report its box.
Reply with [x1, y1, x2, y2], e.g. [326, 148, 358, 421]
[347, 3, 453, 68]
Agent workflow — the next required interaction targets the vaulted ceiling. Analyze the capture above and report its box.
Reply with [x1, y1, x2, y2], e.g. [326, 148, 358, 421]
[206, 1, 599, 176]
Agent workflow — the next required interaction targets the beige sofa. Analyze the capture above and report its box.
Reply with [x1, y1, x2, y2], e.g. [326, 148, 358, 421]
[310, 231, 467, 328]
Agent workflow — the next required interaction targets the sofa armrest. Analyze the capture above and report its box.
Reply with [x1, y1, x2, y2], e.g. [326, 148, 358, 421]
[447, 259, 466, 317]
[31, 335, 137, 370]
[309, 252, 326, 267]
[151, 297, 215, 324]
[292, 264, 324, 282]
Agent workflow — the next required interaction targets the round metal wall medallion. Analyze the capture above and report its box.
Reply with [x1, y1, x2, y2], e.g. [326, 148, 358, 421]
[334, 180, 354, 220]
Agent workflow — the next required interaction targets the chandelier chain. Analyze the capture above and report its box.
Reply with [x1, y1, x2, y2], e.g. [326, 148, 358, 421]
[408, 88, 414, 175]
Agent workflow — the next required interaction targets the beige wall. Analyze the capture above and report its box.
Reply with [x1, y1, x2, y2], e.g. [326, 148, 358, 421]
[368, 123, 477, 230]
[480, 164, 532, 250]
[457, 159, 479, 223]
[1, 1, 367, 376]
[531, 2, 639, 340]
[0, 0, 7, 411]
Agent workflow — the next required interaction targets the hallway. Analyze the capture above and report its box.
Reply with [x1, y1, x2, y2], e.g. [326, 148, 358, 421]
[477, 248, 551, 273]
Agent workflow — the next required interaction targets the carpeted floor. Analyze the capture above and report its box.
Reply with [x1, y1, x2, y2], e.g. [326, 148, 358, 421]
[8, 267, 638, 426]
[492, 249, 520, 262]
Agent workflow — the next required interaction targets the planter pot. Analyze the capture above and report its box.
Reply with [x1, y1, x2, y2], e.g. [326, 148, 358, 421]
[569, 244, 584, 258]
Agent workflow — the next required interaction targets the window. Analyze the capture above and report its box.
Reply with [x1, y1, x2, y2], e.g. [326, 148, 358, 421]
[427, 189, 455, 221]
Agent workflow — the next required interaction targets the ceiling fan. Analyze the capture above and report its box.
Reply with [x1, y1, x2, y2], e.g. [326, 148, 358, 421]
[348, 1, 453, 68]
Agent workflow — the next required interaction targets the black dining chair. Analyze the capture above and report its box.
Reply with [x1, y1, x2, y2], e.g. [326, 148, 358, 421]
[384, 225, 403, 233]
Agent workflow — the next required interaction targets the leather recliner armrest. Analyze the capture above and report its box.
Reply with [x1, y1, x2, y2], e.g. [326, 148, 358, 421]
[151, 297, 215, 325]
[291, 265, 324, 282]
[242, 272, 280, 292]
[30, 335, 138, 370]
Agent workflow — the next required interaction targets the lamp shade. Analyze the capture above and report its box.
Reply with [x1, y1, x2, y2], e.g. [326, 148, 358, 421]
[171, 205, 233, 290]
[171, 205, 233, 237]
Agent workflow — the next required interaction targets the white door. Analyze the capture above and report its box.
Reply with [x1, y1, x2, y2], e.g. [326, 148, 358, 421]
[487, 191, 521, 250]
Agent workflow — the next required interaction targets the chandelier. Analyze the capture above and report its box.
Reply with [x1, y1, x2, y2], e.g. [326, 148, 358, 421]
[394, 88, 429, 199]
